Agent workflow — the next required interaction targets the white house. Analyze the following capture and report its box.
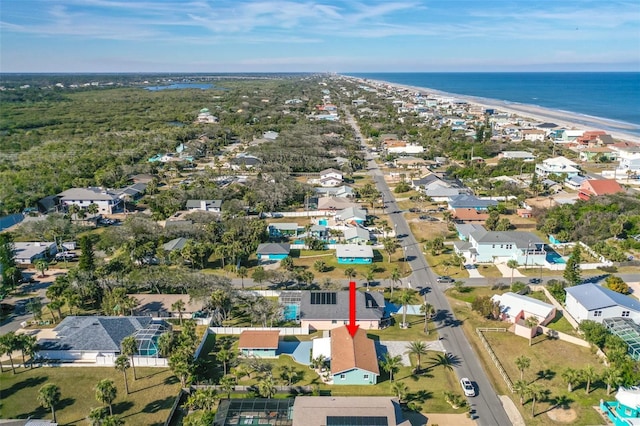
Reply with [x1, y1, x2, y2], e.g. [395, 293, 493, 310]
[320, 168, 343, 181]
[185, 199, 222, 213]
[453, 230, 546, 265]
[521, 129, 546, 142]
[13, 242, 58, 264]
[58, 187, 122, 214]
[387, 144, 425, 155]
[535, 156, 581, 179]
[492, 292, 556, 326]
[565, 284, 640, 324]
[499, 151, 536, 162]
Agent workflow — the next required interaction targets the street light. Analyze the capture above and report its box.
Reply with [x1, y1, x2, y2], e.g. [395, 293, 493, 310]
[524, 240, 531, 269]
[403, 246, 407, 274]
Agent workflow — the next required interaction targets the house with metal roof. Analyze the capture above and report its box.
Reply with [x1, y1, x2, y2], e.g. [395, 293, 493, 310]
[13, 242, 57, 264]
[299, 290, 386, 331]
[335, 244, 374, 264]
[330, 326, 380, 385]
[185, 199, 222, 212]
[565, 283, 640, 324]
[492, 292, 556, 326]
[453, 230, 545, 265]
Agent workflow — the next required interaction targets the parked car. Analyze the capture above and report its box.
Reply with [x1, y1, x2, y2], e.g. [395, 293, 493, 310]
[528, 278, 542, 284]
[419, 215, 438, 221]
[436, 276, 455, 283]
[55, 251, 77, 261]
[460, 378, 476, 397]
[409, 207, 421, 213]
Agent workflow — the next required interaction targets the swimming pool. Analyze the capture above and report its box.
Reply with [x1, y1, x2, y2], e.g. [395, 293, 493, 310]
[283, 304, 299, 321]
[546, 250, 566, 264]
[319, 219, 328, 226]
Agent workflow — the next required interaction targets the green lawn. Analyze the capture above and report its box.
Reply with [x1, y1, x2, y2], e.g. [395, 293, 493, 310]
[0, 367, 180, 426]
[366, 314, 438, 341]
[545, 311, 578, 335]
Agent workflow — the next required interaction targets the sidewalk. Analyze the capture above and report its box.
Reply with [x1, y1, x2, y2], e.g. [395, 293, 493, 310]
[499, 395, 526, 426]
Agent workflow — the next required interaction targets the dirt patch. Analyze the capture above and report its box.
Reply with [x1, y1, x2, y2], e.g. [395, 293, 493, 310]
[546, 407, 577, 423]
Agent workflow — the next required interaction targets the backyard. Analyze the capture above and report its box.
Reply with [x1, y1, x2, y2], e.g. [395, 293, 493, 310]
[0, 366, 180, 425]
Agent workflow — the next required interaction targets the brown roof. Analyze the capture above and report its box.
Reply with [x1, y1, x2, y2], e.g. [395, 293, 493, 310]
[237, 330, 280, 349]
[330, 326, 380, 376]
[581, 179, 624, 196]
[453, 208, 490, 222]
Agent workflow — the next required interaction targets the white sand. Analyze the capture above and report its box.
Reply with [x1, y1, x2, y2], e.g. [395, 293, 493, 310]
[349, 77, 640, 144]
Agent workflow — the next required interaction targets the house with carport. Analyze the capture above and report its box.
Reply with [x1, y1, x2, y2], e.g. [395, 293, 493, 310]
[565, 283, 640, 324]
[237, 330, 280, 358]
[330, 326, 380, 385]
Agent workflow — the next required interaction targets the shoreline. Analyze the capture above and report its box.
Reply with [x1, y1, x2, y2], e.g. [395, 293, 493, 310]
[345, 76, 640, 144]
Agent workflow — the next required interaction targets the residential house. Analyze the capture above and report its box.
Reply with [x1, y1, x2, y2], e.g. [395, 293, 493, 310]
[452, 208, 489, 223]
[521, 129, 546, 142]
[554, 129, 585, 143]
[578, 146, 617, 163]
[58, 187, 122, 214]
[411, 174, 444, 191]
[162, 237, 189, 252]
[601, 386, 640, 426]
[268, 223, 301, 237]
[343, 226, 370, 244]
[13, 242, 57, 264]
[387, 144, 424, 155]
[196, 108, 218, 123]
[238, 330, 280, 358]
[492, 292, 556, 326]
[455, 224, 486, 241]
[565, 283, 640, 324]
[131, 294, 205, 319]
[230, 154, 261, 170]
[578, 179, 624, 200]
[319, 168, 343, 181]
[613, 145, 640, 178]
[307, 224, 328, 239]
[499, 151, 536, 162]
[299, 291, 386, 331]
[256, 243, 291, 261]
[393, 156, 428, 168]
[314, 185, 354, 198]
[576, 130, 608, 146]
[330, 327, 380, 385]
[453, 230, 546, 265]
[535, 156, 581, 179]
[335, 207, 367, 224]
[292, 397, 410, 426]
[517, 208, 533, 218]
[447, 194, 498, 211]
[565, 175, 588, 190]
[424, 181, 461, 201]
[37, 316, 170, 362]
[185, 199, 222, 212]
[335, 245, 374, 264]
[317, 197, 360, 212]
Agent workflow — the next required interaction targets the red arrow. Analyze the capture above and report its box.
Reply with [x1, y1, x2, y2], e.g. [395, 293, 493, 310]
[346, 281, 359, 337]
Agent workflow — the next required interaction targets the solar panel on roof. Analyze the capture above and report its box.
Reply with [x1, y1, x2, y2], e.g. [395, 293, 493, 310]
[310, 292, 337, 305]
[326, 416, 388, 426]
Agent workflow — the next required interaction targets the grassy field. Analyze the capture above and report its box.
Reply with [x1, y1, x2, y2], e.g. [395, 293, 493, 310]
[423, 250, 470, 279]
[367, 314, 438, 341]
[0, 367, 180, 426]
[445, 290, 609, 426]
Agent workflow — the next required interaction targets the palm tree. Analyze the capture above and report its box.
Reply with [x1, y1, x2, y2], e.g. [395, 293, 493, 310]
[258, 375, 277, 398]
[430, 353, 454, 371]
[120, 335, 138, 380]
[582, 365, 597, 394]
[382, 237, 399, 263]
[514, 355, 531, 381]
[344, 267, 357, 280]
[171, 299, 186, 326]
[391, 381, 409, 403]
[220, 375, 236, 399]
[101, 416, 124, 426]
[506, 259, 519, 284]
[405, 341, 428, 373]
[397, 289, 415, 328]
[95, 379, 117, 416]
[87, 203, 99, 216]
[20, 334, 37, 369]
[114, 355, 131, 395]
[88, 407, 108, 426]
[38, 383, 61, 423]
[157, 332, 176, 358]
[216, 348, 233, 376]
[389, 266, 401, 296]
[420, 302, 435, 334]
[67, 203, 79, 220]
[603, 367, 623, 396]
[34, 259, 49, 278]
[525, 316, 539, 346]
[380, 353, 402, 382]
[526, 383, 545, 417]
[0, 332, 18, 374]
[513, 379, 528, 405]
[237, 266, 248, 289]
[561, 367, 580, 393]
[280, 365, 298, 386]
[362, 267, 375, 291]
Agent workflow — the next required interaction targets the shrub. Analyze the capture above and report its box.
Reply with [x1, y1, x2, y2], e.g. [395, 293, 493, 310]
[511, 281, 528, 294]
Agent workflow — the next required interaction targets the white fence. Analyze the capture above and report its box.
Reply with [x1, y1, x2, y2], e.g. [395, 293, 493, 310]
[209, 325, 309, 335]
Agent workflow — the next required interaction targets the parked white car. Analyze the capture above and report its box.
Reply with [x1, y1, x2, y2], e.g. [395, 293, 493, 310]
[460, 377, 475, 397]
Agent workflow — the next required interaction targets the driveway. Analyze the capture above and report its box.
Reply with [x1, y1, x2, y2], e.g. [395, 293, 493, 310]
[495, 263, 525, 278]
[375, 340, 446, 366]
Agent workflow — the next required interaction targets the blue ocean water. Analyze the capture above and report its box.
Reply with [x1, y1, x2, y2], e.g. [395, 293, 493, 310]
[346, 72, 640, 133]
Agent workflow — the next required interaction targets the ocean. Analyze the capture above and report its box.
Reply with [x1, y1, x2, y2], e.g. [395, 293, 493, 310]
[346, 72, 640, 135]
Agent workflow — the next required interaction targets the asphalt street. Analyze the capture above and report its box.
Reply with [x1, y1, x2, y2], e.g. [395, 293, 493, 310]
[345, 109, 513, 426]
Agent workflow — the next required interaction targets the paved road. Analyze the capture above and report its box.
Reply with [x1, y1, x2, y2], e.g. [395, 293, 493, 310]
[345, 109, 512, 426]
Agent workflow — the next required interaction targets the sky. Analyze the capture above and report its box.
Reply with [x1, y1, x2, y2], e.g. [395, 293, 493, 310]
[1, 0, 639, 73]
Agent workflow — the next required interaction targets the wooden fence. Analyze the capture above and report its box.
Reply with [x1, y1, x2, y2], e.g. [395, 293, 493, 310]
[476, 328, 513, 393]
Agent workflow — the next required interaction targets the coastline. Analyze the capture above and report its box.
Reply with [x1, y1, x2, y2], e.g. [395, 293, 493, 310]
[346, 76, 640, 144]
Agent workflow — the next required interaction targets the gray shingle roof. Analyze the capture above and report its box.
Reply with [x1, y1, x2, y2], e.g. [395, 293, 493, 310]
[566, 283, 640, 312]
[257, 243, 291, 255]
[448, 194, 498, 209]
[58, 187, 119, 201]
[39, 316, 153, 352]
[163, 237, 189, 251]
[300, 291, 385, 321]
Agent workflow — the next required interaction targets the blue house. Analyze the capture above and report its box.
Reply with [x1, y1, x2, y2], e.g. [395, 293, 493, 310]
[256, 243, 291, 261]
[447, 194, 498, 211]
[330, 326, 379, 385]
[268, 223, 301, 237]
[453, 230, 545, 265]
[601, 386, 640, 426]
[238, 330, 279, 358]
[335, 245, 374, 264]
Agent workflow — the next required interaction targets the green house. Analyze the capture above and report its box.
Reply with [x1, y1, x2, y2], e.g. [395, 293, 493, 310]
[238, 330, 280, 358]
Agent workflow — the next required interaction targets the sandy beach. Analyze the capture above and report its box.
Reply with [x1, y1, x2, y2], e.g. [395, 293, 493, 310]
[349, 77, 640, 144]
